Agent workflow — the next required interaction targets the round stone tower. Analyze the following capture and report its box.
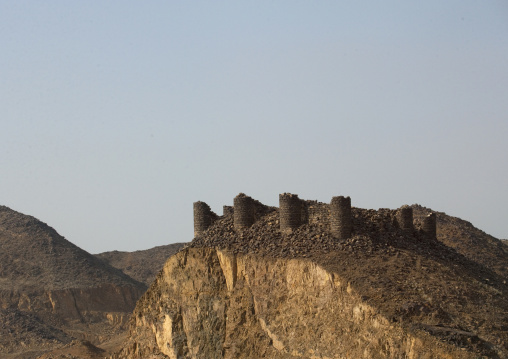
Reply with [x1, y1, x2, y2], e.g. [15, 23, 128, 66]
[398, 205, 414, 232]
[193, 201, 214, 237]
[422, 212, 437, 239]
[330, 196, 352, 239]
[234, 193, 254, 230]
[279, 193, 302, 233]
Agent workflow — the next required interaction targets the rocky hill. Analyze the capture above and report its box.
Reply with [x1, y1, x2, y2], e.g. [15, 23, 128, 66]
[0, 206, 148, 358]
[111, 195, 508, 359]
[95, 243, 186, 286]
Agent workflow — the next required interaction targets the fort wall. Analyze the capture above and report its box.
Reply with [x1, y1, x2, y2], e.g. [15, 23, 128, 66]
[307, 201, 330, 227]
[193, 194, 437, 243]
[223, 206, 234, 217]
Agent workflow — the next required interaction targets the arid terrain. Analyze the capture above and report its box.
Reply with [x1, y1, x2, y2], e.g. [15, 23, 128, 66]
[1, 200, 507, 358]
[112, 199, 508, 359]
[0, 206, 182, 359]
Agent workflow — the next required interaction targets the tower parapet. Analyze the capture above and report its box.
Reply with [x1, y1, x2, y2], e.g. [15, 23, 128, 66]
[422, 212, 437, 239]
[330, 196, 352, 239]
[193, 201, 216, 237]
[398, 205, 413, 232]
[279, 193, 302, 233]
[234, 193, 255, 230]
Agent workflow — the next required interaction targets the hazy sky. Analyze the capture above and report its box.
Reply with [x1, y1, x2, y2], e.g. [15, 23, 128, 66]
[1, 1, 507, 253]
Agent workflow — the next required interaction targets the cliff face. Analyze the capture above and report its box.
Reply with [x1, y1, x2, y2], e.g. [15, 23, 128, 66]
[113, 247, 493, 359]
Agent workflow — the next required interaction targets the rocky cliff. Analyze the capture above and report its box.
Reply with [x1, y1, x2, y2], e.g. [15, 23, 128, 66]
[111, 202, 508, 358]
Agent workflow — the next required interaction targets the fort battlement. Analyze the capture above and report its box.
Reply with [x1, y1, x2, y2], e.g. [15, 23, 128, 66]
[193, 193, 437, 241]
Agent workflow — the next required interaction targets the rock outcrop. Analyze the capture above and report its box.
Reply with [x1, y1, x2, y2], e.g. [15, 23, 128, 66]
[112, 247, 505, 358]
[111, 198, 508, 358]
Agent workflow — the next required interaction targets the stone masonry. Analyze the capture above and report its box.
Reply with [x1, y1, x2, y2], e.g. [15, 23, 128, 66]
[234, 193, 255, 230]
[223, 206, 234, 217]
[193, 194, 438, 244]
[422, 213, 437, 239]
[330, 196, 352, 239]
[193, 201, 217, 237]
[279, 193, 302, 233]
[398, 205, 413, 232]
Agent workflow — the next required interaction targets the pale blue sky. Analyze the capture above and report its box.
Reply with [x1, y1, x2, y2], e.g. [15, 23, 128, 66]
[1, 1, 507, 253]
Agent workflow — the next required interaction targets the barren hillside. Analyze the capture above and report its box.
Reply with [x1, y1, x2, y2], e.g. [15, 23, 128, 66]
[0, 206, 147, 358]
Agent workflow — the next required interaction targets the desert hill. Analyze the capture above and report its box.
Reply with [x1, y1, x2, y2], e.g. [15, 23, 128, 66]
[413, 204, 508, 278]
[112, 195, 508, 359]
[0, 206, 147, 358]
[0, 206, 144, 291]
[95, 243, 186, 286]
[0, 307, 72, 357]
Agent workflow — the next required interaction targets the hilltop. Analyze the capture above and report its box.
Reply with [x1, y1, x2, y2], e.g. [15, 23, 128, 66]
[0, 206, 144, 292]
[112, 194, 508, 359]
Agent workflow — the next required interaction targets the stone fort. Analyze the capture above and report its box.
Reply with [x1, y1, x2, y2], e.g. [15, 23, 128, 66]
[194, 193, 437, 240]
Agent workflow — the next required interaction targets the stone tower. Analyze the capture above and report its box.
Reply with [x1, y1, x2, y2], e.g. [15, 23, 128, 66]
[422, 212, 437, 239]
[279, 193, 302, 233]
[234, 193, 255, 230]
[398, 205, 413, 232]
[193, 201, 215, 237]
[330, 196, 352, 239]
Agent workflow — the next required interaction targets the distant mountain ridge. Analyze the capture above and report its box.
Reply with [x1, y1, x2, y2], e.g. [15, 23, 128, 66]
[95, 243, 186, 286]
[0, 206, 144, 291]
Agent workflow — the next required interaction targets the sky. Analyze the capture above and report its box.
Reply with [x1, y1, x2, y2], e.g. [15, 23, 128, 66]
[1, 1, 507, 253]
